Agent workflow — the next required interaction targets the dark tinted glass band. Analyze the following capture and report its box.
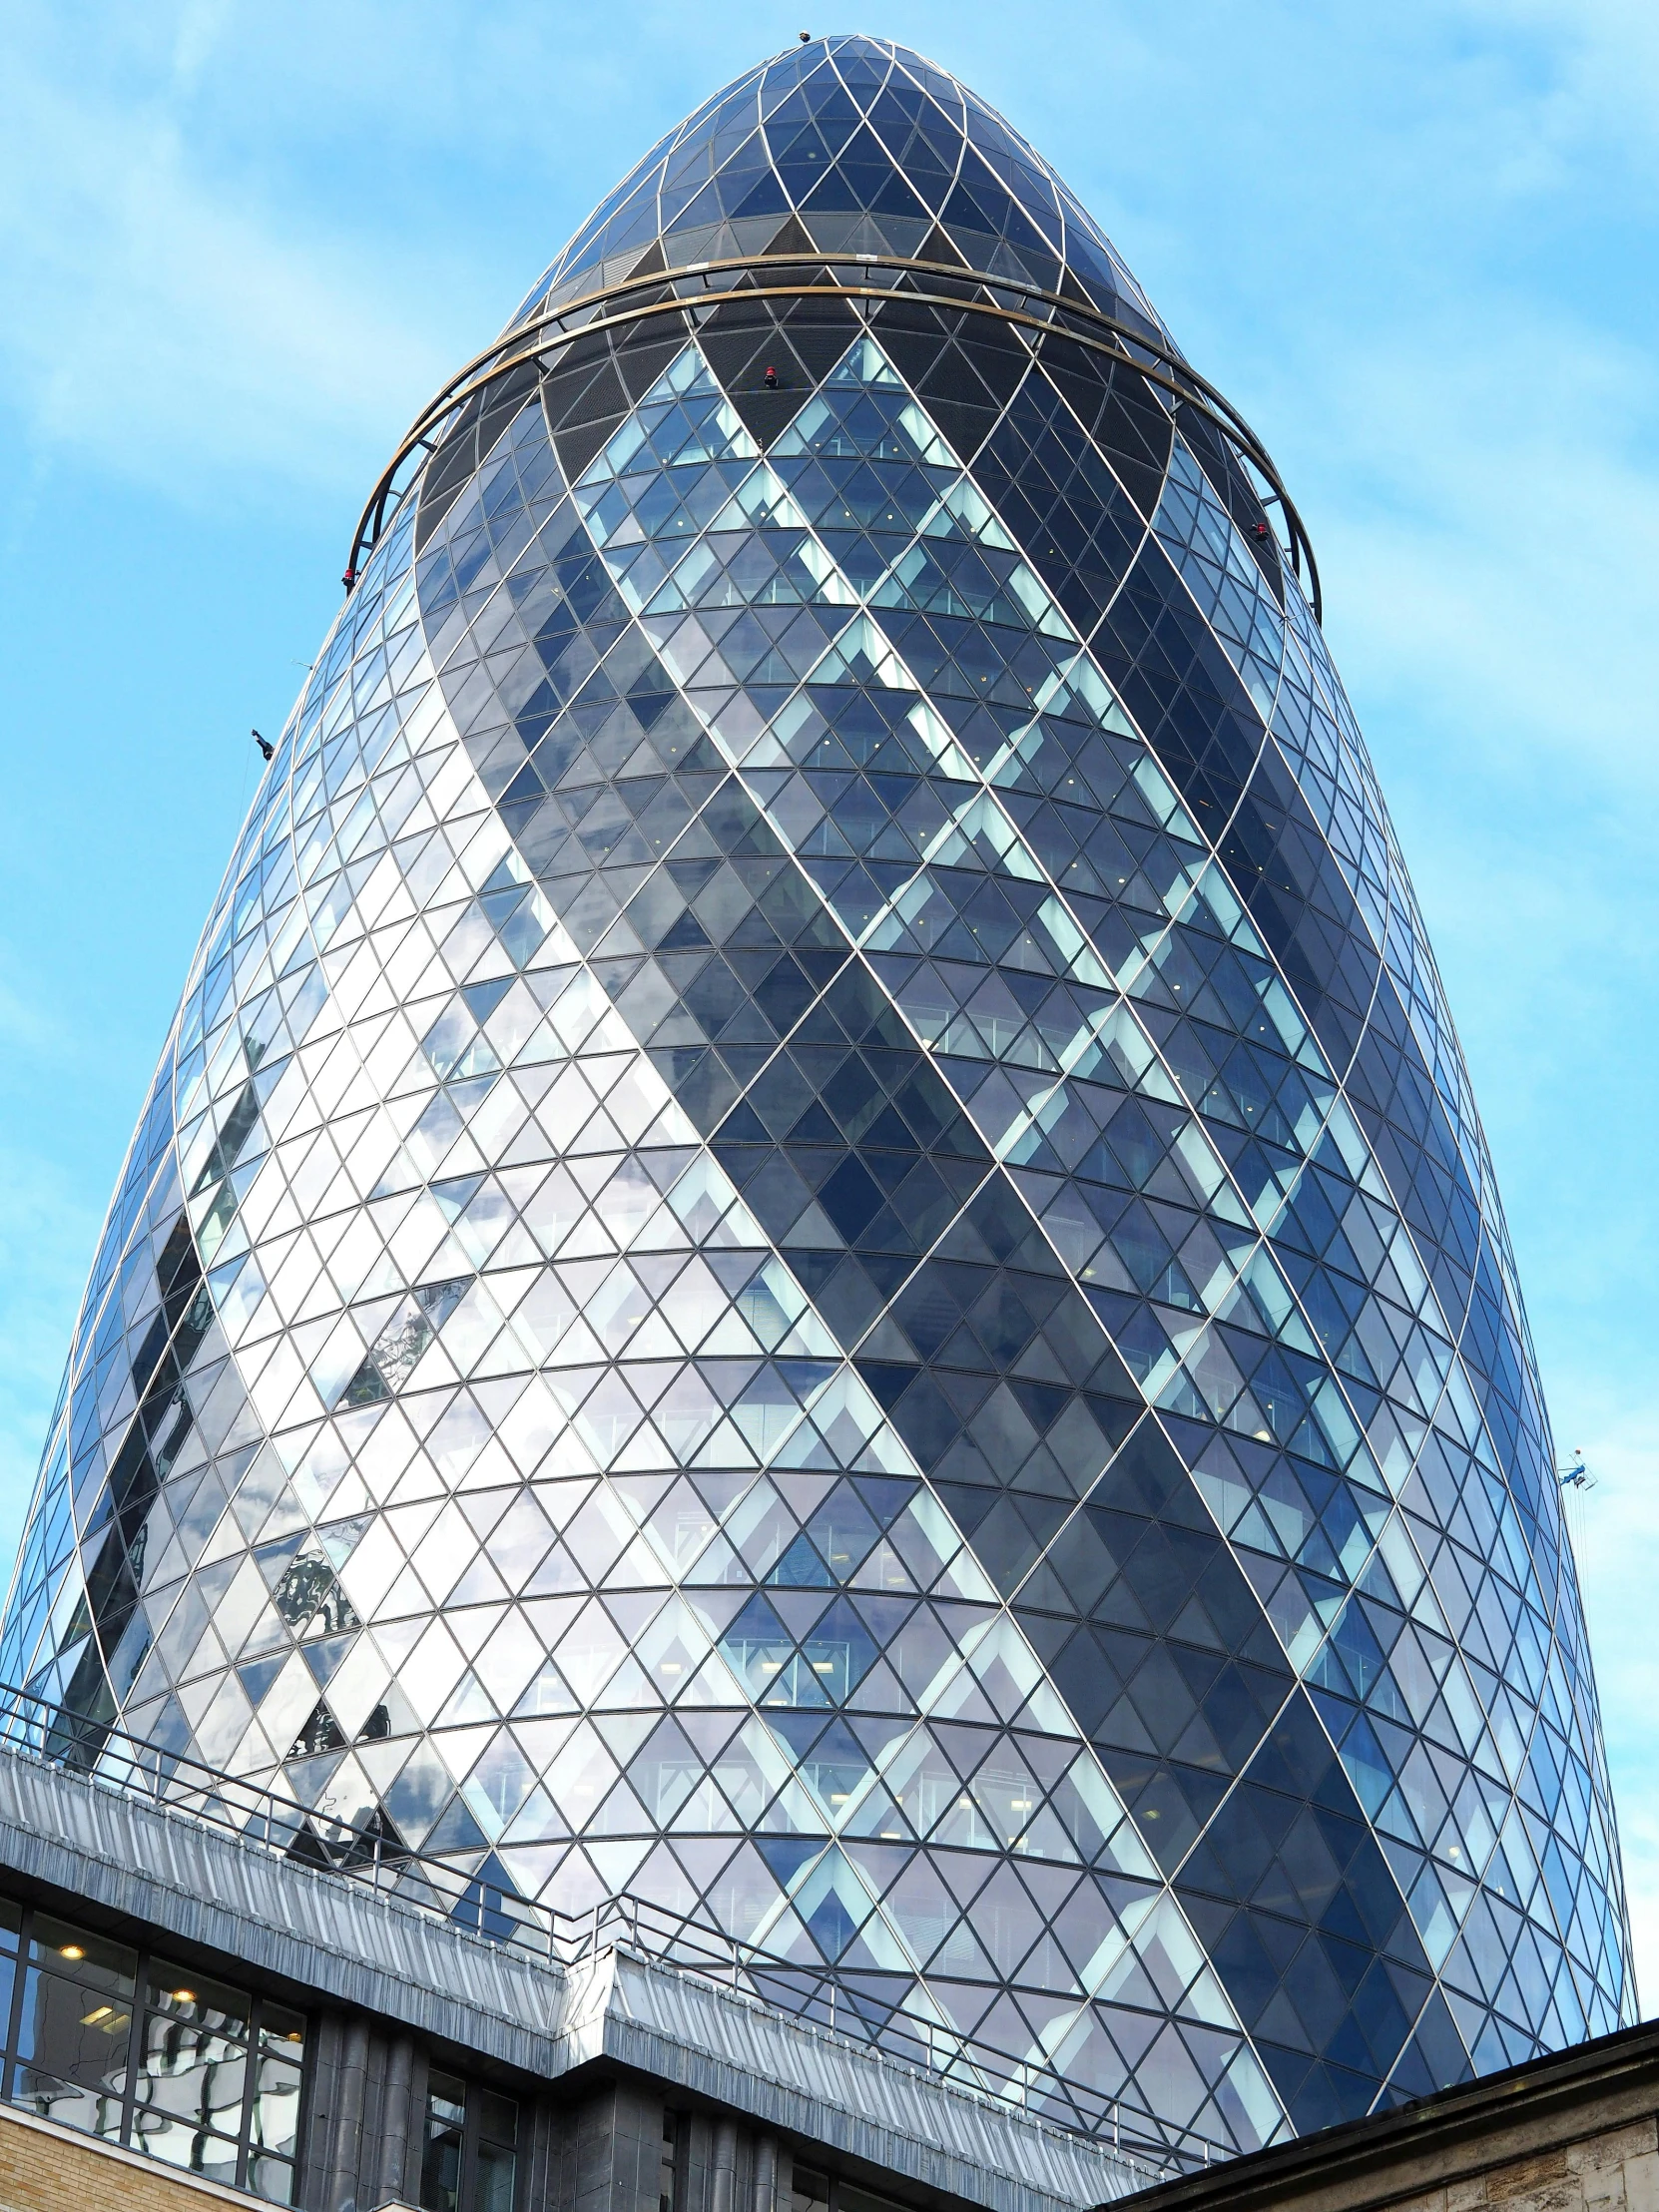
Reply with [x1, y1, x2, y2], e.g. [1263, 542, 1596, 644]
[345, 255, 1320, 621]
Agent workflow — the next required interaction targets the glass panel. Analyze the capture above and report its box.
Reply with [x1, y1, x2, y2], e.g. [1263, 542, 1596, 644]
[10, 1965, 132, 2139]
[261, 2001, 307, 2057]
[147, 1960, 252, 2039]
[0, 1908, 16, 2044]
[421, 2069, 467, 2212]
[129, 2100, 243, 2184]
[249, 2152, 298, 2206]
[27, 1915, 136, 1998]
[132, 2011, 249, 2135]
[478, 2088, 518, 2146]
[476, 2136, 517, 2212]
[841, 2188, 908, 2212]
[250, 2049, 305, 2160]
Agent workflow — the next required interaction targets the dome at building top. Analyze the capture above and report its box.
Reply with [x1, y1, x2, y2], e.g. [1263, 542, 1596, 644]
[511, 35, 1167, 341]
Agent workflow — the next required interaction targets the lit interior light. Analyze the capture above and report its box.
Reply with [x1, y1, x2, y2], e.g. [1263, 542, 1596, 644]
[171, 1989, 197, 2004]
[59, 1945, 84, 1960]
[80, 2005, 113, 2026]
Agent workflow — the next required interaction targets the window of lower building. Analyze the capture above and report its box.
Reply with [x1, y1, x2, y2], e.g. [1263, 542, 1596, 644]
[422, 2071, 467, 2212]
[0, 1900, 304, 2204]
[839, 2188, 907, 2212]
[659, 2108, 677, 2212]
[421, 2069, 519, 2212]
[793, 2172, 908, 2212]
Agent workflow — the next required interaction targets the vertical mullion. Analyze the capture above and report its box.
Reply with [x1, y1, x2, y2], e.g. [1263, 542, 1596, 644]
[117, 1940, 146, 2151]
[407, 2044, 431, 2212]
[4, 1904, 29, 2103]
[461, 2079, 481, 2212]
[241, 1992, 263, 2193]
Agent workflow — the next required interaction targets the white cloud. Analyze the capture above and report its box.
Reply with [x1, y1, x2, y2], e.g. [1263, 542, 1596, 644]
[0, 13, 459, 507]
[1311, 321, 1659, 768]
[1460, 0, 1659, 182]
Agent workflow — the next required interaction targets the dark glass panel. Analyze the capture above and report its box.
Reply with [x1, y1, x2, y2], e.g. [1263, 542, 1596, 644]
[422, 2070, 469, 2212]
[11, 1964, 132, 2140]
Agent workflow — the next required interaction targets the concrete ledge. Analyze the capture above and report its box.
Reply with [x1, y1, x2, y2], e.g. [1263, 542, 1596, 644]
[0, 1749, 570, 2072]
[562, 1950, 1150, 2212]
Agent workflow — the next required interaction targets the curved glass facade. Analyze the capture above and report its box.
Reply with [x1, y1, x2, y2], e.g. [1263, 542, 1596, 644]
[0, 34, 1632, 2166]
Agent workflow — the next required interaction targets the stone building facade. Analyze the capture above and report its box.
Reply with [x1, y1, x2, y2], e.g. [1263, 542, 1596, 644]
[1122, 2010, 1659, 2212]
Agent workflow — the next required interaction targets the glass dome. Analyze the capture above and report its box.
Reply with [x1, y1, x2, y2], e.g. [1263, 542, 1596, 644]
[509, 36, 1167, 343]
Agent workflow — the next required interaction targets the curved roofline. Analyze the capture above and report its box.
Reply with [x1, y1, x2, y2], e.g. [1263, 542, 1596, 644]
[511, 33, 1169, 349]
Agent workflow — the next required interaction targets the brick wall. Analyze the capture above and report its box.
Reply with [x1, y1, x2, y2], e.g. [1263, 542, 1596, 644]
[0, 2101, 250, 2212]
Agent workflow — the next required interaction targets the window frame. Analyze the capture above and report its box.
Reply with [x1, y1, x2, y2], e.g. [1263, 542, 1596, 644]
[419, 2062, 523, 2212]
[0, 1894, 307, 2203]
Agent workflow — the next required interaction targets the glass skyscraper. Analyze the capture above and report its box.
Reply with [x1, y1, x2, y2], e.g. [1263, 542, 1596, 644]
[0, 34, 1632, 2168]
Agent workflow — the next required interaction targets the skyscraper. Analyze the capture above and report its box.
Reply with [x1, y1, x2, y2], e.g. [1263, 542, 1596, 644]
[0, 32, 1632, 2165]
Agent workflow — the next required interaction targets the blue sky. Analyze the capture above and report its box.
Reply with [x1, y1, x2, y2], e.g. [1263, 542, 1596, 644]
[2, 0, 1656, 2006]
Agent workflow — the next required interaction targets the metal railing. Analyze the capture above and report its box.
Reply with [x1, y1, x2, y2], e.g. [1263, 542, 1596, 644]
[342, 247, 1321, 624]
[0, 1681, 1229, 2179]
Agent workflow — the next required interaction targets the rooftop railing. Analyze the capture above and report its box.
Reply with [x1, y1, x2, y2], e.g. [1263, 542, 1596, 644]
[0, 1681, 1240, 2180]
